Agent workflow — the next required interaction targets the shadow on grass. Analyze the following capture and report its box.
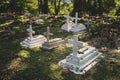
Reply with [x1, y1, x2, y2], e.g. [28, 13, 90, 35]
[9, 46, 73, 80]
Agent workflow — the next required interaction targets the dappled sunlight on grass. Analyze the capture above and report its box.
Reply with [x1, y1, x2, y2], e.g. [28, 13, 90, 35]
[7, 57, 28, 71]
[30, 46, 41, 52]
[50, 63, 59, 71]
[0, 20, 14, 27]
[54, 46, 67, 55]
[19, 63, 28, 71]
[18, 50, 30, 58]
[7, 58, 21, 70]
[109, 49, 120, 54]
[49, 70, 64, 80]
[49, 63, 64, 80]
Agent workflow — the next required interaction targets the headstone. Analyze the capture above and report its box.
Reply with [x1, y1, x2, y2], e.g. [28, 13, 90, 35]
[71, 12, 86, 32]
[61, 12, 86, 32]
[20, 21, 47, 48]
[42, 26, 65, 50]
[68, 35, 85, 56]
[61, 13, 73, 32]
[44, 26, 53, 42]
[59, 35, 103, 74]
[27, 21, 35, 39]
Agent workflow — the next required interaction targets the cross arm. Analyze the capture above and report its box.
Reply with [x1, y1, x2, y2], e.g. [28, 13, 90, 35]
[44, 32, 53, 36]
[27, 29, 35, 34]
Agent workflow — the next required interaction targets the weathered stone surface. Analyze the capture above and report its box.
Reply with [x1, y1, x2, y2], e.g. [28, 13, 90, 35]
[59, 35, 103, 74]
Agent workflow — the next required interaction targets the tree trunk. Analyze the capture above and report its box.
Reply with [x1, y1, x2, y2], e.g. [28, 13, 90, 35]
[71, 0, 84, 16]
[43, 0, 49, 14]
[38, 0, 49, 14]
[54, 0, 61, 15]
[38, 0, 40, 14]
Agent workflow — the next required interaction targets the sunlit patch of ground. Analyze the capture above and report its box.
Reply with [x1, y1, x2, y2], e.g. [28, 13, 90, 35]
[54, 46, 67, 54]
[31, 47, 41, 52]
[50, 63, 59, 71]
[18, 50, 30, 58]
[109, 49, 120, 54]
[49, 63, 64, 80]
[0, 20, 14, 27]
[7, 56, 28, 71]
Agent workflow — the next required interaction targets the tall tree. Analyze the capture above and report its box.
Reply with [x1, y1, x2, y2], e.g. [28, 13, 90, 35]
[54, 0, 61, 15]
[8, 0, 27, 13]
[38, 0, 49, 14]
[0, 0, 9, 13]
[71, 0, 84, 16]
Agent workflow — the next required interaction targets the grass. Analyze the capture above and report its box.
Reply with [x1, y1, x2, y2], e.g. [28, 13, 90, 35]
[0, 14, 120, 80]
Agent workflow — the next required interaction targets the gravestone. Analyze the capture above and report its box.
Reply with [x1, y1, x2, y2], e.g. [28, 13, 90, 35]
[61, 13, 73, 32]
[20, 21, 47, 48]
[42, 26, 65, 50]
[71, 12, 86, 32]
[59, 35, 103, 74]
[61, 12, 86, 32]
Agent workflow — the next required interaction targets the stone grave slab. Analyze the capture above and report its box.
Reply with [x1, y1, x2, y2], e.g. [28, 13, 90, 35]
[20, 21, 47, 48]
[59, 35, 103, 74]
[61, 12, 86, 32]
[61, 13, 73, 32]
[42, 26, 65, 50]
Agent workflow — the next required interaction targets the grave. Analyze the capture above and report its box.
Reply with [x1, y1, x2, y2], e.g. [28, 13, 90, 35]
[71, 12, 86, 32]
[42, 26, 65, 50]
[61, 12, 86, 32]
[20, 21, 47, 48]
[61, 13, 73, 32]
[59, 35, 103, 74]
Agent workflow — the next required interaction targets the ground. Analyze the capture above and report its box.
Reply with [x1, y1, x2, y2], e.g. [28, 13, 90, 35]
[0, 14, 120, 80]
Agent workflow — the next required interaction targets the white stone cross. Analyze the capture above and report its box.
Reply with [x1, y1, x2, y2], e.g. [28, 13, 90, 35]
[64, 12, 72, 31]
[27, 21, 35, 39]
[68, 35, 84, 56]
[72, 12, 80, 27]
[64, 12, 71, 24]
[75, 12, 79, 26]
[44, 26, 53, 42]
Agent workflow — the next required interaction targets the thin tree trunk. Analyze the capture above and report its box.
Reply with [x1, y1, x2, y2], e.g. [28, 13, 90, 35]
[54, 0, 61, 15]
[44, 0, 49, 14]
[71, 0, 83, 16]
[38, 0, 49, 14]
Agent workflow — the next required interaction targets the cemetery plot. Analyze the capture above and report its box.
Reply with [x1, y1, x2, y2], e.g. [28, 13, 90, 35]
[42, 26, 65, 50]
[59, 35, 103, 74]
[20, 21, 47, 48]
[61, 12, 86, 32]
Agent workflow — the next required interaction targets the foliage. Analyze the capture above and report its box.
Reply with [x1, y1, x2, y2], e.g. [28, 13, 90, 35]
[71, 0, 120, 16]
[0, 0, 38, 14]
[0, 0, 120, 15]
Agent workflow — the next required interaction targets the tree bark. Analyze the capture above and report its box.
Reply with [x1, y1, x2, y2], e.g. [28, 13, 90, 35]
[38, 0, 49, 14]
[54, 0, 61, 15]
[71, 0, 83, 16]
